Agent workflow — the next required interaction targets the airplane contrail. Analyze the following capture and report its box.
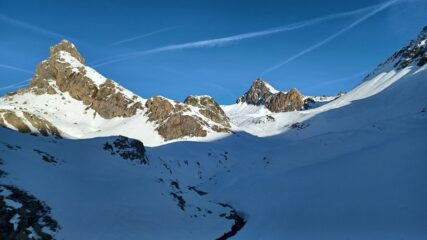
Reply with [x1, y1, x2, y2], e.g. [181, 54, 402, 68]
[0, 64, 33, 74]
[0, 13, 69, 40]
[0, 78, 32, 90]
[91, 2, 384, 67]
[111, 27, 178, 46]
[260, 0, 399, 75]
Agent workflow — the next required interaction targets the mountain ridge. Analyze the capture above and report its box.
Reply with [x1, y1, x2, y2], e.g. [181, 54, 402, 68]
[0, 41, 232, 145]
[0, 24, 426, 240]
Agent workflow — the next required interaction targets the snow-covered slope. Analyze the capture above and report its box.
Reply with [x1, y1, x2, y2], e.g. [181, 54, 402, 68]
[224, 25, 426, 138]
[0, 26, 426, 240]
[224, 63, 426, 137]
[1, 60, 426, 238]
[0, 41, 231, 146]
[0, 127, 245, 239]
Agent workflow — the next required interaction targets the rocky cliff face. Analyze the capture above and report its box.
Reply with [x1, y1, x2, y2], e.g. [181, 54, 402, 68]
[24, 40, 143, 119]
[184, 96, 231, 128]
[0, 110, 60, 137]
[1, 40, 232, 142]
[264, 88, 304, 112]
[145, 96, 230, 141]
[236, 79, 305, 112]
[236, 79, 276, 105]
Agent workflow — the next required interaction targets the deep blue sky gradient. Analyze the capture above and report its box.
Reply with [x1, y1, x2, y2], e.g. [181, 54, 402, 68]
[0, 0, 426, 103]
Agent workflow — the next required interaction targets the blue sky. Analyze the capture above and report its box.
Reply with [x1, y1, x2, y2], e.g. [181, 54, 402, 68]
[0, 0, 426, 104]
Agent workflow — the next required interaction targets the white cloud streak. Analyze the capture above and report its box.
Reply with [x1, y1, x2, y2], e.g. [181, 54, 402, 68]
[0, 64, 33, 74]
[0, 78, 32, 90]
[0, 13, 68, 40]
[260, 0, 399, 75]
[91, 2, 384, 67]
[111, 27, 178, 46]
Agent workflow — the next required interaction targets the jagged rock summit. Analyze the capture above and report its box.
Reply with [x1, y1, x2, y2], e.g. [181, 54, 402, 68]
[144, 95, 230, 141]
[26, 40, 143, 119]
[236, 79, 305, 112]
[236, 79, 279, 105]
[0, 40, 231, 144]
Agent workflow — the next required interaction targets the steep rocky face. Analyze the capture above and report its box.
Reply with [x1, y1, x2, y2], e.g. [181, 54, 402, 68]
[237, 79, 305, 112]
[145, 96, 189, 123]
[0, 110, 60, 137]
[145, 96, 230, 141]
[265, 88, 304, 112]
[157, 114, 208, 141]
[184, 96, 231, 128]
[25, 40, 143, 119]
[236, 79, 276, 105]
[393, 26, 427, 69]
[1, 40, 233, 142]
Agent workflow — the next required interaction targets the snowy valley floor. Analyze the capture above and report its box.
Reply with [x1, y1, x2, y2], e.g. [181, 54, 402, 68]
[1, 69, 427, 239]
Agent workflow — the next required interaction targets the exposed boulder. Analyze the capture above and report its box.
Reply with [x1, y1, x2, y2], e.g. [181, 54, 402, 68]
[303, 97, 316, 109]
[26, 40, 143, 119]
[265, 89, 304, 112]
[103, 136, 148, 164]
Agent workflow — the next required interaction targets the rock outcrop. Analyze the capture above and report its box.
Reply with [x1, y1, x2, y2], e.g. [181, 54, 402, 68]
[145, 96, 230, 141]
[184, 96, 231, 128]
[0, 185, 60, 240]
[103, 136, 148, 164]
[0, 110, 60, 136]
[0, 40, 232, 142]
[25, 40, 143, 119]
[236, 79, 305, 112]
[365, 25, 427, 80]
[236, 79, 275, 105]
[393, 26, 427, 69]
[264, 88, 304, 112]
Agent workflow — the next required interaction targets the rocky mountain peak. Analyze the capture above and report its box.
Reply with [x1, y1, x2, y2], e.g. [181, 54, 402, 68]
[236, 78, 278, 105]
[50, 40, 85, 64]
[236, 79, 305, 112]
[19, 40, 143, 119]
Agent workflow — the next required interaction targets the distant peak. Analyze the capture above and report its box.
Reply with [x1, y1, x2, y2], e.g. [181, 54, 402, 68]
[50, 40, 85, 64]
[252, 79, 279, 94]
[236, 78, 279, 105]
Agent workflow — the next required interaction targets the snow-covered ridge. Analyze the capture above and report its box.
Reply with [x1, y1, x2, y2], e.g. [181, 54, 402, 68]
[57, 49, 143, 102]
[1, 25, 427, 240]
[0, 40, 233, 145]
[365, 25, 427, 80]
[263, 80, 279, 94]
